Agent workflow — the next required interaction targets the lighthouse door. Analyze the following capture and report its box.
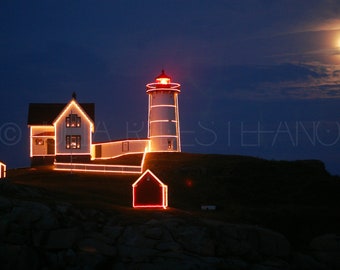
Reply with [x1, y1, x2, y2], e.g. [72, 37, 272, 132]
[46, 139, 55, 155]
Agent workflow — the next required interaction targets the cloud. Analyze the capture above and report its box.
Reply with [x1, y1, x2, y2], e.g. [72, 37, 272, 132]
[307, 19, 340, 32]
[194, 63, 340, 100]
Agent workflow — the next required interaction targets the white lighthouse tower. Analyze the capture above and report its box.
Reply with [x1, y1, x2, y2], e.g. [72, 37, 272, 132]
[146, 70, 181, 152]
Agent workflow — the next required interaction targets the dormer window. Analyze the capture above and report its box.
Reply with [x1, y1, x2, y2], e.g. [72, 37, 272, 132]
[66, 114, 81, 128]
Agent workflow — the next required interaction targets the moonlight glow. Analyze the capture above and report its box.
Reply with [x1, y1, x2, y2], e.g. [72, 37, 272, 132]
[334, 32, 340, 48]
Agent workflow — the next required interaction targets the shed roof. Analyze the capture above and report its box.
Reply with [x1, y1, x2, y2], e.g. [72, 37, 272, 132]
[132, 169, 167, 187]
[27, 103, 95, 125]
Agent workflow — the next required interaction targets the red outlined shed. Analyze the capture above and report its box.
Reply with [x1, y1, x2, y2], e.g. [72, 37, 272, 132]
[132, 169, 168, 209]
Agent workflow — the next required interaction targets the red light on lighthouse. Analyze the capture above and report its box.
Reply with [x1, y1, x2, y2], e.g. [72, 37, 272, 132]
[155, 69, 171, 85]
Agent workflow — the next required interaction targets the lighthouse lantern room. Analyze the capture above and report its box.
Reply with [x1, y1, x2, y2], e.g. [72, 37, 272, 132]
[146, 70, 181, 152]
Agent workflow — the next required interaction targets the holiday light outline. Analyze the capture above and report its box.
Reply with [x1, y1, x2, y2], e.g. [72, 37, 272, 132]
[132, 169, 168, 209]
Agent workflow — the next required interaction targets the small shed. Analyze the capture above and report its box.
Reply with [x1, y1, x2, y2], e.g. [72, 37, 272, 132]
[0, 161, 6, 178]
[132, 169, 168, 209]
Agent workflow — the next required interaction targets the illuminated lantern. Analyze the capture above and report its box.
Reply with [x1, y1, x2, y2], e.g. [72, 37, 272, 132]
[132, 169, 168, 209]
[146, 70, 181, 152]
[0, 161, 6, 178]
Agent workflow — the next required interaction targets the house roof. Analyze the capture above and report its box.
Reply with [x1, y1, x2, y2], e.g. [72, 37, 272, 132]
[27, 102, 95, 125]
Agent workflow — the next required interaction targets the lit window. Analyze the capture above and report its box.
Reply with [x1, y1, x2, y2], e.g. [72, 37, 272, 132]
[66, 135, 81, 149]
[168, 140, 172, 150]
[35, 139, 44, 145]
[66, 114, 81, 128]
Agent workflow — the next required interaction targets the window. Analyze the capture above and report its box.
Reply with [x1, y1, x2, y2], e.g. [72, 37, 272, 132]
[35, 138, 44, 145]
[168, 139, 172, 150]
[66, 114, 81, 127]
[66, 135, 81, 149]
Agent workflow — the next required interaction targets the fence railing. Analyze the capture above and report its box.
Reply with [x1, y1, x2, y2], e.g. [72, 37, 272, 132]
[54, 162, 142, 174]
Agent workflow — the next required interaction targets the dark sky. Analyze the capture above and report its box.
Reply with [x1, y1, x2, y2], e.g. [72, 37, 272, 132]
[1, 0, 340, 174]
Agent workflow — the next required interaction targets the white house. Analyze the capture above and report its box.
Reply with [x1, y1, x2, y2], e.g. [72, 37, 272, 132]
[28, 94, 95, 166]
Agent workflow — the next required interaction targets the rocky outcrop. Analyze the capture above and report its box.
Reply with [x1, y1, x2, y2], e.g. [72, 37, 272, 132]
[310, 234, 340, 269]
[0, 181, 336, 269]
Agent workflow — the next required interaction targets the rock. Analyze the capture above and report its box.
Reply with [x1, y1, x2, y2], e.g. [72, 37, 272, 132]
[153, 251, 204, 269]
[55, 202, 72, 214]
[119, 225, 157, 248]
[44, 251, 67, 269]
[82, 221, 98, 233]
[250, 259, 290, 270]
[216, 233, 252, 258]
[216, 224, 253, 258]
[163, 217, 185, 230]
[102, 225, 124, 242]
[78, 238, 117, 256]
[44, 228, 79, 250]
[0, 243, 21, 268]
[0, 244, 40, 270]
[246, 226, 290, 259]
[77, 251, 108, 269]
[143, 226, 163, 240]
[10, 206, 42, 227]
[310, 234, 340, 269]
[156, 241, 182, 252]
[45, 249, 89, 269]
[127, 261, 205, 270]
[118, 245, 158, 262]
[145, 219, 161, 226]
[17, 200, 51, 213]
[12, 245, 41, 270]
[87, 231, 112, 245]
[292, 252, 328, 270]
[33, 212, 59, 230]
[69, 208, 87, 221]
[175, 225, 215, 256]
[63, 248, 77, 266]
[6, 232, 27, 245]
[203, 257, 249, 270]
[217, 224, 290, 260]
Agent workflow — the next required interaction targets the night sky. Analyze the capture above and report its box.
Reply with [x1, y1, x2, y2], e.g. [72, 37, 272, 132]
[1, 0, 340, 174]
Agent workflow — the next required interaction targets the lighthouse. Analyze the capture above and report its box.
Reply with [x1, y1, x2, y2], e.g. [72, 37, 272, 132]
[146, 70, 181, 152]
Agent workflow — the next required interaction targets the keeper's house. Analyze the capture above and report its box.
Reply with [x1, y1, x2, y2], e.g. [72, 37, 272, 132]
[27, 94, 95, 166]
